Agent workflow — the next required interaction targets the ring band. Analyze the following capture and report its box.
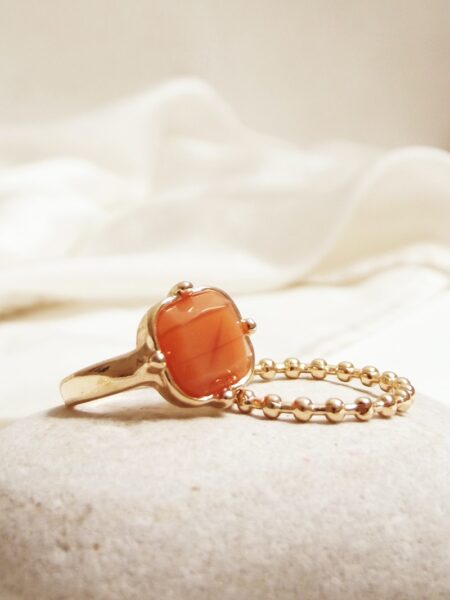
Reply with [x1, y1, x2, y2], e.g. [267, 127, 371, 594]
[60, 281, 415, 421]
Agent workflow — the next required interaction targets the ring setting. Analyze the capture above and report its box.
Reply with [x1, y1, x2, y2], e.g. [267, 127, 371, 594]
[61, 282, 256, 409]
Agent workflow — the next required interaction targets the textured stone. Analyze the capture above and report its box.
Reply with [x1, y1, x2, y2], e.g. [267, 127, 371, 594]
[0, 392, 449, 600]
[156, 289, 252, 398]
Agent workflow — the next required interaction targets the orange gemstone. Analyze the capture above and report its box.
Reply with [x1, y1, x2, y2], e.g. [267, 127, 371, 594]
[156, 289, 253, 398]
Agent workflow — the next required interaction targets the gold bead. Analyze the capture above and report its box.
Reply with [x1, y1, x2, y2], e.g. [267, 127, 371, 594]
[262, 394, 282, 419]
[395, 389, 412, 413]
[396, 377, 415, 398]
[284, 357, 301, 379]
[236, 388, 255, 414]
[379, 371, 397, 391]
[310, 358, 327, 380]
[325, 398, 346, 423]
[258, 358, 277, 380]
[360, 366, 380, 386]
[395, 389, 408, 400]
[403, 384, 415, 397]
[380, 393, 397, 417]
[396, 377, 411, 388]
[355, 396, 374, 421]
[336, 361, 354, 382]
[292, 397, 313, 422]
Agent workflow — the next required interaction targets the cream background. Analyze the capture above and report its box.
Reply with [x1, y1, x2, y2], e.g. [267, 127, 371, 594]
[0, 0, 449, 148]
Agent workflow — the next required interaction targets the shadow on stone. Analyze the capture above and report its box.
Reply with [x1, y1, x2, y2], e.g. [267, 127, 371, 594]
[47, 400, 225, 423]
[47, 378, 379, 425]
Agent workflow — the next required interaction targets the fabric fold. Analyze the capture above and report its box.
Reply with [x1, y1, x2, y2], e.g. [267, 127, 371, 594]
[0, 78, 449, 315]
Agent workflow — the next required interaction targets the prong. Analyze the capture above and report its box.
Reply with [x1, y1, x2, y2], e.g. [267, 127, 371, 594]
[169, 281, 194, 296]
[149, 350, 166, 370]
[241, 317, 257, 334]
[219, 389, 235, 409]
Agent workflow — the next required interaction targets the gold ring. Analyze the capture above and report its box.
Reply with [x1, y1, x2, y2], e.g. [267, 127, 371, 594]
[61, 282, 256, 410]
[60, 281, 415, 422]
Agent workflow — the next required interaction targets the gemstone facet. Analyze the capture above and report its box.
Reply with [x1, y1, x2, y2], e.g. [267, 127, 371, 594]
[156, 289, 253, 398]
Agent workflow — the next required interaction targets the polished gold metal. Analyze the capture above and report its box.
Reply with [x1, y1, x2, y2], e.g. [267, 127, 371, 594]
[310, 358, 327, 380]
[258, 358, 277, 380]
[291, 397, 314, 422]
[235, 358, 415, 422]
[325, 398, 346, 423]
[284, 357, 302, 379]
[60, 282, 256, 410]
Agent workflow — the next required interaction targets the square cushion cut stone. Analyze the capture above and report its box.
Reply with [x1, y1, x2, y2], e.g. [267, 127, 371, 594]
[156, 289, 253, 398]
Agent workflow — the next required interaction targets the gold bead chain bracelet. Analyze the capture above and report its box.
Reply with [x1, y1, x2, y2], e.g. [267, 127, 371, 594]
[235, 358, 415, 422]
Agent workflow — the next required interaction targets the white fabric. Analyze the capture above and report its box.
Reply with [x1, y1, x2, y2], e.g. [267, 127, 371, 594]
[0, 78, 449, 419]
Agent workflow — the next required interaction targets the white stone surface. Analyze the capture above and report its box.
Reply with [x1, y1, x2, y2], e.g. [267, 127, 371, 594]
[0, 389, 449, 600]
